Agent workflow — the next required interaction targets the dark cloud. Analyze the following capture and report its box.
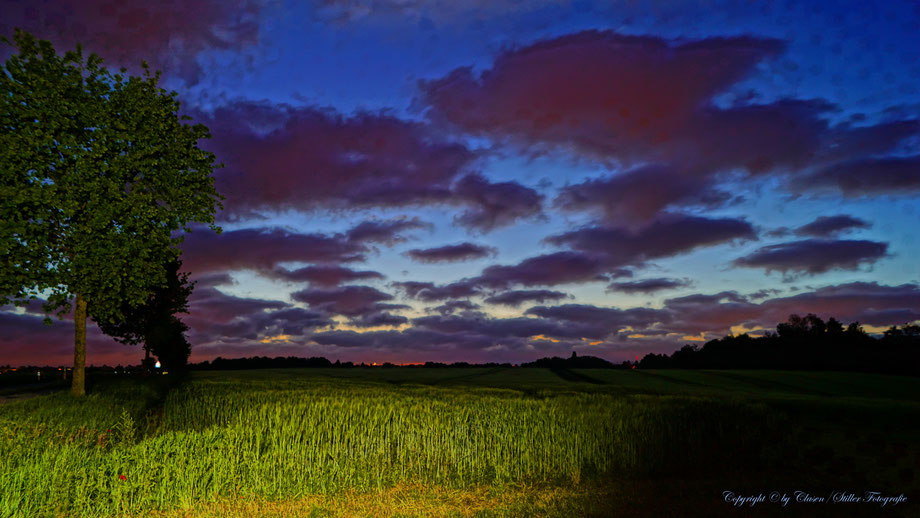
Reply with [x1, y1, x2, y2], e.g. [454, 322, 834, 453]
[405, 242, 497, 263]
[524, 304, 666, 337]
[451, 174, 544, 231]
[483, 289, 568, 307]
[187, 285, 289, 324]
[181, 227, 365, 274]
[733, 239, 889, 275]
[758, 282, 920, 327]
[392, 280, 480, 301]
[421, 31, 786, 167]
[421, 30, 917, 228]
[429, 300, 481, 315]
[0, 0, 269, 84]
[412, 313, 594, 340]
[797, 155, 920, 196]
[348, 311, 409, 328]
[199, 101, 543, 229]
[607, 278, 691, 294]
[546, 214, 757, 269]
[555, 164, 731, 225]
[345, 218, 431, 246]
[474, 251, 612, 289]
[291, 285, 395, 317]
[200, 101, 472, 217]
[794, 215, 871, 237]
[267, 266, 385, 287]
[661, 291, 761, 335]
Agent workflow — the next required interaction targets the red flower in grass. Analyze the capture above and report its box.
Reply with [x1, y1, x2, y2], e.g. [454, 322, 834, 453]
[119, 475, 127, 481]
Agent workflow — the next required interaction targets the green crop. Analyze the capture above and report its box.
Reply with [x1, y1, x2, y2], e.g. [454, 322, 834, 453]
[0, 371, 782, 517]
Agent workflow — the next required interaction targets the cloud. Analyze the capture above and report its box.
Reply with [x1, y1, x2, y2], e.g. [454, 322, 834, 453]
[793, 215, 871, 237]
[266, 265, 385, 287]
[405, 242, 497, 263]
[200, 101, 473, 217]
[312, 0, 567, 24]
[392, 280, 480, 301]
[348, 311, 409, 328]
[758, 282, 920, 327]
[555, 164, 731, 225]
[546, 214, 757, 269]
[474, 251, 612, 289]
[483, 289, 568, 307]
[429, 300, 481, 315]
[796, 155, 920, 196]
[524, 304, 666, 338]
[420, 30, 918, 226]
[450, 173, 544, 231]
[199, 101, 543, 229]
[345, 218, 431, 245]
[187, 284, 290, 324]
[732, 239, 889, 275]
[0, 0, 270, 84]
[0, 311, 140, 366]
[180, 227, 366, 274]
[421, 30, 786, 168]
[607, 278, 691, 294]
[291, 285, 396, 317]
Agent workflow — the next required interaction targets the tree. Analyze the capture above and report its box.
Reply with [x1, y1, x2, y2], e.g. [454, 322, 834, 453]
[0, 30, 222, 395]
[92, 257, 194, 371]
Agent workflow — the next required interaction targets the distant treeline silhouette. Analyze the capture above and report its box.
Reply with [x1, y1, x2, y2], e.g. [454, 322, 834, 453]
[188, 356, 516, 370]
[519, 352, 621, 369]
[639, 315, 920, 376]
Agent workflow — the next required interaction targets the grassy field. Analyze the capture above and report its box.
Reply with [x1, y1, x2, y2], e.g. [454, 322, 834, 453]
[1, 367, 918, 517]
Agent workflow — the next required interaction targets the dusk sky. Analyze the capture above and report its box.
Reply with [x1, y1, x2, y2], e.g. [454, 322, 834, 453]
[2, 0, 920, 366]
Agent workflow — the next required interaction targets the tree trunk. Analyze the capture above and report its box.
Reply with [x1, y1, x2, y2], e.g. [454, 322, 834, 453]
[71, 294, 87, 396]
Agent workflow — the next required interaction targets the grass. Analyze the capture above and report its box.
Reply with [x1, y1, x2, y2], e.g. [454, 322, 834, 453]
[1, 368, 918, 517]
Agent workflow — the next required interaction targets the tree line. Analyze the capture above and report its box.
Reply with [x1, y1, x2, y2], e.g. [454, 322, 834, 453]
[639, 315, 920, 376]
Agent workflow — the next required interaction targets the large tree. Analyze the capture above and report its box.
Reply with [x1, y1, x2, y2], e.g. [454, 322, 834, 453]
[0, 30, 223, 395]
[92, 257, 195, 371]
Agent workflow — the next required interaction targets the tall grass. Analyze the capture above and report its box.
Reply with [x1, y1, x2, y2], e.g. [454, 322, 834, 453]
[0, 372, 782, 517]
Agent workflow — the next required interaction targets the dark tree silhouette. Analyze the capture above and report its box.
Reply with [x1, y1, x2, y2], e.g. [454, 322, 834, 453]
[92, 258, 194, 371]
[639, 314, 920, 375]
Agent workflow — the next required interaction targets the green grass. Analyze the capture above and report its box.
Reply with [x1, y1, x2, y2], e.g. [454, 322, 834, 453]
[1, 368, 918, 517]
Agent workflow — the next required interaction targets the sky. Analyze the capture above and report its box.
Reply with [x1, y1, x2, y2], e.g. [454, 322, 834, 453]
[2, 0, 919, 366]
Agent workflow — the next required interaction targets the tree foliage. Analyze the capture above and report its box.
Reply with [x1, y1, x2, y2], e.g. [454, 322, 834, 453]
[639, 314, 919, 375]
[0, 30, 223, 394]
[92, 257, 194, 371]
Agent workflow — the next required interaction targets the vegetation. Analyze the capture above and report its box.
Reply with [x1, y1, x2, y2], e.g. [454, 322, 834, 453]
[93, 258, 195, 372]
[0, 30, 223, 395]
[639, 314, 920, 375]
[2, 367, 918, 517]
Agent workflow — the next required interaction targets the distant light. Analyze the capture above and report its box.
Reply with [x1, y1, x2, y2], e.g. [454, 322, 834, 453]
[155, 360, 161, 369]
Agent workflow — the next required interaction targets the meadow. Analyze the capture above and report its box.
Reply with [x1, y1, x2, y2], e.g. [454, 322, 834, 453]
[1, 367, 918, 517]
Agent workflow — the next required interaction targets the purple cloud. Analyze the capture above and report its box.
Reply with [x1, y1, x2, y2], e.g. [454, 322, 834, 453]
[451, 174, 544, 231]
[483, 290, 569, 307]
[733, 239, 889, 275]
[291, 285, 396, 317]
[794, 215, 871, 237]
[607, 278, 691, 294]
[546, 214, 757, 268]
[405, 242, 497, 263]
[181, 227, 365, 274]
[798, 155, 920, 196]
[268, 266, 385, 287]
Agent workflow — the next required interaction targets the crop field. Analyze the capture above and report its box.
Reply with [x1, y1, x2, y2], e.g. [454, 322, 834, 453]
[1, 368, 918, 517]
